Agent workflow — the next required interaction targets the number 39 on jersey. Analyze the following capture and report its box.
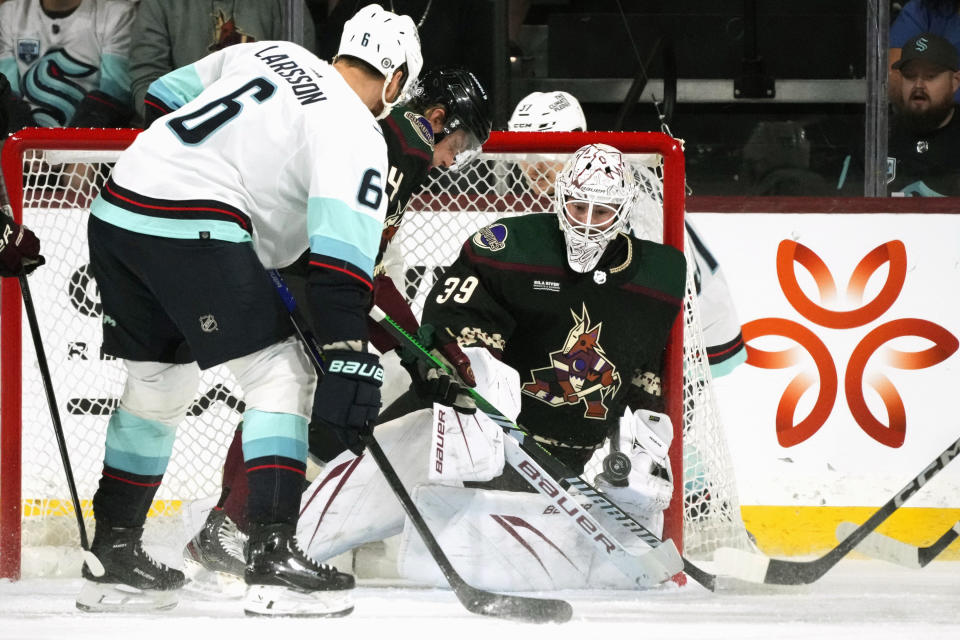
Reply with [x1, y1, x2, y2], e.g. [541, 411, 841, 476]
[436, 276, 479, 304]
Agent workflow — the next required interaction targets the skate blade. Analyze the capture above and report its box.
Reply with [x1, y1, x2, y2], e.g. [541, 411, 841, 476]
[182, 558, 246, 600]
[76, 580, 179, 612]
[243, 585, 354, 617]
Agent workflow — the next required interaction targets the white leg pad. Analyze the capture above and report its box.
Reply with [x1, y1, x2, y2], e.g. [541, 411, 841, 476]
[225, 336, 316, 417]
[297, 409, 434, 562]
[396, 485, 658, 590]
[120, 360, 199, 425]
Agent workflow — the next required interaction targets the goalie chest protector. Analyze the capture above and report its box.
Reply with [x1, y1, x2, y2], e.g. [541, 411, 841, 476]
[424, 213, 686, 453]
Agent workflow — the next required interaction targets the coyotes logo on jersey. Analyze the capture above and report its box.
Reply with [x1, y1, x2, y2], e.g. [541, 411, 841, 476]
[522, 304, 621, 419]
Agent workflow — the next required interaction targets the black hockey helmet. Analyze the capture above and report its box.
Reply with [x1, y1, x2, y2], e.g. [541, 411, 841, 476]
[409, 67, 491, 168]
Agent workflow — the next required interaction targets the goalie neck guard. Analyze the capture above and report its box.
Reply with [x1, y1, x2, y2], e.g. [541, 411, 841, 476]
[409, 67, 491, 170]
[554, 144, 637, 273]
[337, 4, 423, 119]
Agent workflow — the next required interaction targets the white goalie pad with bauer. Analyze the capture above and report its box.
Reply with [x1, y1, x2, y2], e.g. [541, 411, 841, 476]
[397, 485, 660, 591]
[298, 407, 510, 562]
[426, 347, 517, 483]
[298, 408, 429, 563]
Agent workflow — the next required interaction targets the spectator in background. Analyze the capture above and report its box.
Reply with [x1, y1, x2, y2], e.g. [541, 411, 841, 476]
[890, 0, 960, 101]
[739, 121, 830, 196]
[838, 33, 960, 196]
[888, 33, 960, 195]
[0, 0, 134, 130]
[129, 0, 316, 125]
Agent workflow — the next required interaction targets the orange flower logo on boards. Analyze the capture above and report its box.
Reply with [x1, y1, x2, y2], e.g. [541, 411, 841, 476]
[743, 240, 957, 448]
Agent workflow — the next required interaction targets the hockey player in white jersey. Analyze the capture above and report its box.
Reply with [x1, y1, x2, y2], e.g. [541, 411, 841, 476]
[78, 4, 421, 616]
[507, 90, 746, 377]
[0, 0, 134, 128]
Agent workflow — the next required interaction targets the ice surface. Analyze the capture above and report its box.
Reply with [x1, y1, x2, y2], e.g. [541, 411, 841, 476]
[1, 560, 957, 640]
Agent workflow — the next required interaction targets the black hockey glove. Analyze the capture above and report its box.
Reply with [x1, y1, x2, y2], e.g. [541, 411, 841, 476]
[399, 325, 476, 414]
[0, 207, 45, 277]
[313, 349, 383, 456]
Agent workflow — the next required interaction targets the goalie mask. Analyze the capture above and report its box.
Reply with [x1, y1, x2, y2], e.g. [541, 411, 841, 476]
[338, 4, 424, 119]
[554, 144, 637, 273]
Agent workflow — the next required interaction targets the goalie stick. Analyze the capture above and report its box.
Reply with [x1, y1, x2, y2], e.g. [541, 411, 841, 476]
[713, 434, 960, 585]
[369, 305, 717, 591]
[268, 270, 573, 624]
[835, 519, 960, 569]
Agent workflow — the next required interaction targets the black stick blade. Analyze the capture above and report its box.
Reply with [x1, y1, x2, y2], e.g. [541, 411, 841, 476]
[463, 588, 574, 624]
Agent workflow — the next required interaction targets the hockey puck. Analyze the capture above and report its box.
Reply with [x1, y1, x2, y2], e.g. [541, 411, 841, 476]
[601, 451, 632, 484]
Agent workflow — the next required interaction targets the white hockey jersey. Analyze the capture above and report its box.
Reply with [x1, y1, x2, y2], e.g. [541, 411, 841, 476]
[0, 0, 133, 126]
[685, 219, 746, 377]
[91, 41, 388, 283]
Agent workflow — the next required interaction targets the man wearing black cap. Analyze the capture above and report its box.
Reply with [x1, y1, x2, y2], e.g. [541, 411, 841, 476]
[888, 32, 960, 196]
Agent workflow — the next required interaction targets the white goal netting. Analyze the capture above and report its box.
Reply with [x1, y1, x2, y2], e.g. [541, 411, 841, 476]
[0, 129, 751, 580]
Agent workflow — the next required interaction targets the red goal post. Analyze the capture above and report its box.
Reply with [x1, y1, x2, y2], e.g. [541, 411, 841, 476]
[0, 127, 725, 581]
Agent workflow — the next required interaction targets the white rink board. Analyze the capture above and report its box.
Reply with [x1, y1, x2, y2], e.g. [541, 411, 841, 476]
[691, 213, 960, 507]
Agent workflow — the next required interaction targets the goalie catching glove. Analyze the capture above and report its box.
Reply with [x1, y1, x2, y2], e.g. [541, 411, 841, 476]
[313, 344, 383, 456]
[400, 324, 477, 414]
[595, 408, 674, 526]
[0, 206, 44, 277]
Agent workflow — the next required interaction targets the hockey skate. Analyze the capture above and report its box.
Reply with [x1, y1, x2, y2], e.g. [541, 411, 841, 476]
[182, 508, 248, 599]
[76, 525, 186, 612]
[243, 522, 355, 617]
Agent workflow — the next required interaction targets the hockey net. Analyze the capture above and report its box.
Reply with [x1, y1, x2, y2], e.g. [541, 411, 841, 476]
[0, 128, 751, 581]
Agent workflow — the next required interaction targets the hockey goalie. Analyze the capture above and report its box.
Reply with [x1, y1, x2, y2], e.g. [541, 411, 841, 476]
[297, 143, 687, 591]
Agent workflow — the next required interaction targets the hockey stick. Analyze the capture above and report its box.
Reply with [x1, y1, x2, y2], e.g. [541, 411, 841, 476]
[18, 272, 104, 575]
[713, 435, 960, 585]
[268, 270, 573, 623]
[835, 519, 960, 569]
[1, 166, 104, 576]
[369, 305, 717, 591]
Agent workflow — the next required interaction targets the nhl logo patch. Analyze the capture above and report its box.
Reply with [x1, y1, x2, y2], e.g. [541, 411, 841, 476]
[404, 111, 435, 146]
[17, 39, 40, 64]
[199, 314, 219, 333]
[472, 224, 508, 251]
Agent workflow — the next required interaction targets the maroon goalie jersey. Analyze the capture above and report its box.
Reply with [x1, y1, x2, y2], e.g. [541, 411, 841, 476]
[422, 213, 686, 468]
